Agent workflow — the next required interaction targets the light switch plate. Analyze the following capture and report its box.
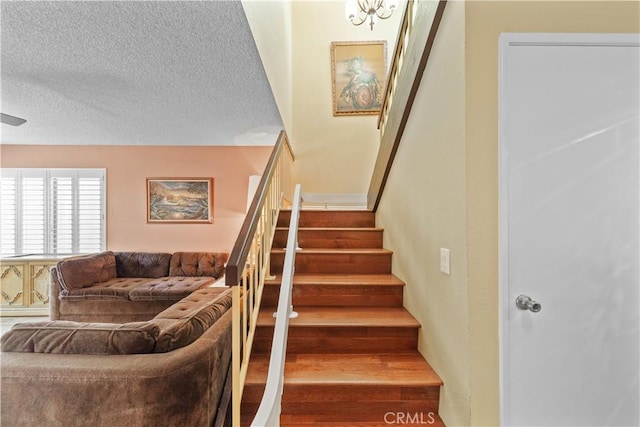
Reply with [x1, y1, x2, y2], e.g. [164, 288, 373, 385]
[440, 248, 450, 275]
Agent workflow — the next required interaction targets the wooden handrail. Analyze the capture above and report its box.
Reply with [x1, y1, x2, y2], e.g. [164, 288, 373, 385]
[368, 0, 447, 211]
[225, 130, 294, 426]
[225, 131, 290, 286]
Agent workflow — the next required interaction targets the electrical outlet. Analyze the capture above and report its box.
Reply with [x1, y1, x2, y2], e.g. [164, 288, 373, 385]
[440, 248, 450, 275]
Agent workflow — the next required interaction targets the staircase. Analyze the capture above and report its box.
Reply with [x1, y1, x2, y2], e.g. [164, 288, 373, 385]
[242, 210, 443, 426]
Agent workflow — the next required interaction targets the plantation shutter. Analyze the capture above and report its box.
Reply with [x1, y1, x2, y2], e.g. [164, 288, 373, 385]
[50, 174, 74, 254]
[0, 169, 105, 256]
[21, 173, 46, 254]
[0, 172, 18, 256]
[77, 172, 104, 253]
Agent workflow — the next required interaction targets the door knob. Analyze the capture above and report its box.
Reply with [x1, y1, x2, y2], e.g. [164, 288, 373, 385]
[515, 295, 542, 313]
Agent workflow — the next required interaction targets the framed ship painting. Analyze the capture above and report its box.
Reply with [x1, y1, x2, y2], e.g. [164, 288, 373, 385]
[331, 40, 387, 116]
[147, 178, 213, 223]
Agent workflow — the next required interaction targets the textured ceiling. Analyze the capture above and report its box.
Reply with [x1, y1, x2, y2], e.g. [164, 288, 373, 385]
[0, 0, 283, 146]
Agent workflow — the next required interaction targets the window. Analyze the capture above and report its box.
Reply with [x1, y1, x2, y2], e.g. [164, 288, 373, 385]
[0, 169, 106, 256]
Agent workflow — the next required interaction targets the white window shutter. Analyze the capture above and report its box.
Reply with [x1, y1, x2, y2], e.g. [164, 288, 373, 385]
[50, 175, 74, 254]
[77, 173, 104, 254]
[0, 173, 18, 256]
[21, 175, 46, 254]
[0, 168, 106, 256]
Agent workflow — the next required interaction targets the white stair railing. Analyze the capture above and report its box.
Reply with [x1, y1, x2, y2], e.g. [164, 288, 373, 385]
[251, 184, 302, 427]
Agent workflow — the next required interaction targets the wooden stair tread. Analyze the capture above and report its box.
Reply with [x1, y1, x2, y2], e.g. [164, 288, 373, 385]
[283, 209, 372, 212]
[261, 274, 405, 308]
[257, 306, 420, 328]
[246, 352, 442, 387]
[281, 415, 445, 427]
[265, 273, 404, 287]
[283, 421, 444, 426]
[243, 209, 444, 425]
[271, 248, 392, 255]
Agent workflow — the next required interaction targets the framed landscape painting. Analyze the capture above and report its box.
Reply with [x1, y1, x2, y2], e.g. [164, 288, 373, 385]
[147, 178, 213, 223]
[331, 40, 387, 116]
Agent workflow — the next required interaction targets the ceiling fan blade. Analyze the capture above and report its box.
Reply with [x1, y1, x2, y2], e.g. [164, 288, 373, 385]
[1, 113, 27, 126]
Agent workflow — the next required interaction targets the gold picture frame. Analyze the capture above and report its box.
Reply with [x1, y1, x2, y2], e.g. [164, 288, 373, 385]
[146, 178, 213, 223]
[331, 40, 387, 116]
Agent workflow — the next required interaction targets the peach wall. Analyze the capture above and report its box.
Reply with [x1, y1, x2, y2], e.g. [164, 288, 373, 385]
[0, 145, 272, 253]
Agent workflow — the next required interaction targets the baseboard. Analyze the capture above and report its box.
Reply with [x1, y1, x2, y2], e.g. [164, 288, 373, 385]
[300, 192, 368, 210]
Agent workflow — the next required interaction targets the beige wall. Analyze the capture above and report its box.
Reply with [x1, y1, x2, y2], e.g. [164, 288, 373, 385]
[291, 0, 401, 194]
[466, 2, 640, 426]
[1, 145, 272, 253]
[376, 1, 639, 426]
[376, 1, 469, 425]
[242, 0, 293, 134]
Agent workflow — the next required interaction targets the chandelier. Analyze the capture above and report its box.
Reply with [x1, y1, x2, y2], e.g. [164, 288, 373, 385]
[345, 0, 399, 31]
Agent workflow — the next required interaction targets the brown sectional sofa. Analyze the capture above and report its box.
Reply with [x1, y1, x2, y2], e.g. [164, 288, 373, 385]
[50, 250, 227, 323]
[1, 251, 233, 427]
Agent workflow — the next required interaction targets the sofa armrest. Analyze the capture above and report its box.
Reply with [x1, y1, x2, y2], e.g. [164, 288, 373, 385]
[1, 320, 159, 354]
[49, 266, 62, 320]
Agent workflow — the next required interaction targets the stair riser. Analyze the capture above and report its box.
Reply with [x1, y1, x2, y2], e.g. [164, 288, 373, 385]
[274, 229, 383, 249]
[253, 326, 418, 354]
[242, 384, 266, 403]
[240, 405, 258, 427]
[280, 384, 439, 422]
[243, 384, 439, 403]
[243, 210, 443, 425]
[262, 285, 403, 307]
[243, 386, 440, 423]
[282, 384, 440, 404]
[243, 377, 441, 425]
[281, 403, 439, 421]
[281, 418, 444, 427]
[280, 409, 440, 425]
[278, 211, 375, 228]
[270, 253, 392, 274]
[241, 404, 440, 427]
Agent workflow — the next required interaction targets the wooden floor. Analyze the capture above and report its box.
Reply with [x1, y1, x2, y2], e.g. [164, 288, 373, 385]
[242, 210, 443, 426]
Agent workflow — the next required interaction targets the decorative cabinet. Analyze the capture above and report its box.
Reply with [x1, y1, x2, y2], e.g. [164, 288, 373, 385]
[1, 257, 61, 316]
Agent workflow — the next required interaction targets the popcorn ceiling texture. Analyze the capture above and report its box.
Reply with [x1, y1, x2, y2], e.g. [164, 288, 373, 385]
[0, 0, 282, 146]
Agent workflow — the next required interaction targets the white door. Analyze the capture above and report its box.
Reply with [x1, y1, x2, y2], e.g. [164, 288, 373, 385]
[499, 33, 640, 426]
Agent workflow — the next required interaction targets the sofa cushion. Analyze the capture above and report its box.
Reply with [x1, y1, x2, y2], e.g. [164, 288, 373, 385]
[153, 287, 232, 352]
[169, 252, 227, 278]
[57, 251, 117, 290]
[1, 320, 159, 354]
[115, 252, 171, 278]
[129, 276, 215, 302]
[59, 278, 156, 300]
